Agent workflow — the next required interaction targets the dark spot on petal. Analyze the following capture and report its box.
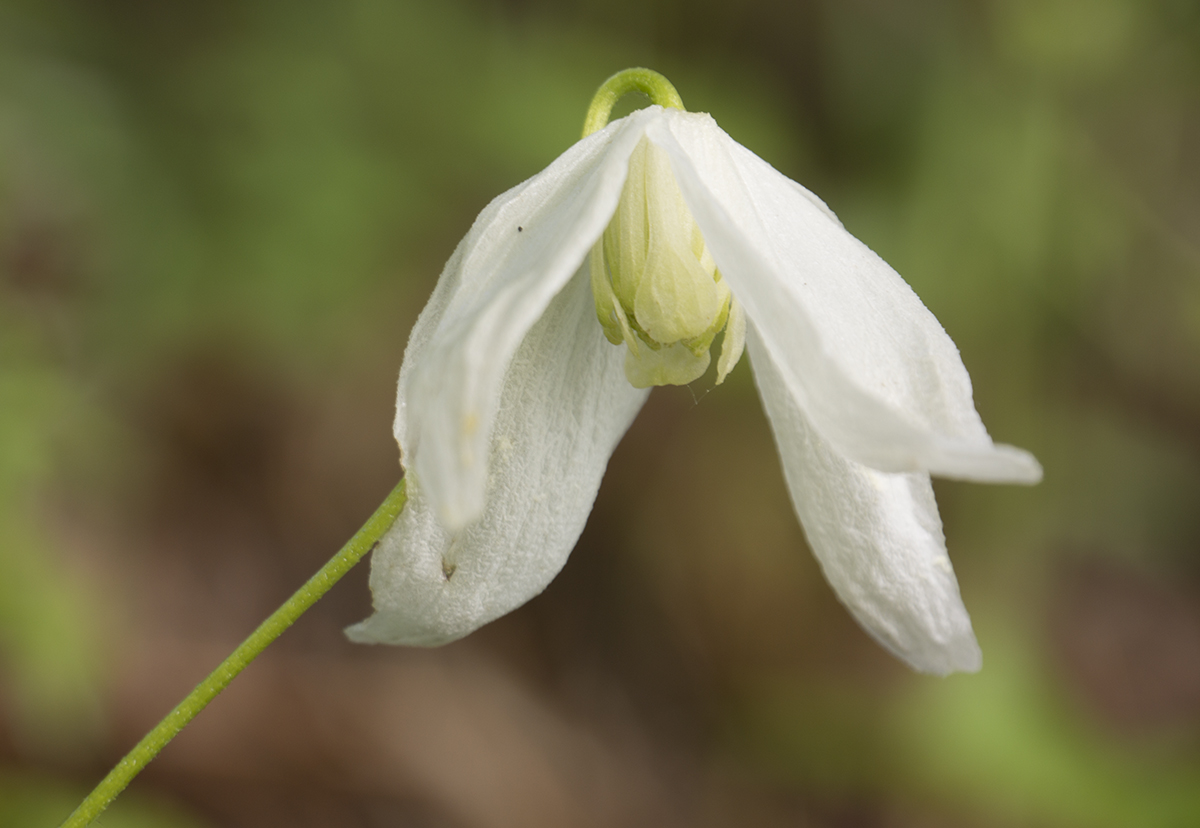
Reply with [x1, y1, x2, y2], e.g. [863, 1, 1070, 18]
[517, 226, 523, 232]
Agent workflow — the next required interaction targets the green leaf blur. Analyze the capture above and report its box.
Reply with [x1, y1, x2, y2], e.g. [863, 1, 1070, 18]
[2, 0, 1198, 825]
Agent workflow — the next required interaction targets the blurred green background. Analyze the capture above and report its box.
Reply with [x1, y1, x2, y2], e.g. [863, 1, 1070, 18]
[3, 0, 1200, 825]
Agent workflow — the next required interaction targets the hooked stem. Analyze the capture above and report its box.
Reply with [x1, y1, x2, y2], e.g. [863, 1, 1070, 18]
[582, 67, 685, 137]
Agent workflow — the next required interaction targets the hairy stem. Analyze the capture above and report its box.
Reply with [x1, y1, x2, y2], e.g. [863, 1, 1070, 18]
[59, 478, 408, 828]
[582, 67, 685, 137]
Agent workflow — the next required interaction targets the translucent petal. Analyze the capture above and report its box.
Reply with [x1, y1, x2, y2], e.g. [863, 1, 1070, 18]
[400, 109, 660, 531]
[748, 327, 982, 675]
[604, 138, 650, 311]
[680, 280, 731, 358]
[633, 141, 725, 343]
[589, 243, 629, 346]
[645, 111, 1041, 484]
[348, 274, 649, 646]
[624, 340, 710, 388]
[633, 241, 724, 344]
[715, 294, 745, 385]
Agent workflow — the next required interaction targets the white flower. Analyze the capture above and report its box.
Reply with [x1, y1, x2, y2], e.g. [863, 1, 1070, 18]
[346, 104, 1041, 675]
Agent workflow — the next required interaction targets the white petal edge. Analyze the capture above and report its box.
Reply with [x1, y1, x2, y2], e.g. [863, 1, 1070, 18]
[348, 272, 649, 646]
[402, 108, 661, 531]
[645, 111, 1041, 484]
[747, 325, 982, 675]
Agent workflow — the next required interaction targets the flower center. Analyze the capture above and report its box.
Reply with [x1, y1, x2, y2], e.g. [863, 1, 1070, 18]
[590, 137, 745, 388]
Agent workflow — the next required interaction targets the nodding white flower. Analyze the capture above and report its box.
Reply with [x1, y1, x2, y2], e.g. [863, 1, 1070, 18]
[347, 73, 1041, 675]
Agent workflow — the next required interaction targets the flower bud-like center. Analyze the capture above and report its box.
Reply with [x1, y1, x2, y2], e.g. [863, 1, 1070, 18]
[591, 138, 745, 388]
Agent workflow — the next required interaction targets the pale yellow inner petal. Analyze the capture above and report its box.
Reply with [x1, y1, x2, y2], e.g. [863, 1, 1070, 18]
[590, 136, 745, 388]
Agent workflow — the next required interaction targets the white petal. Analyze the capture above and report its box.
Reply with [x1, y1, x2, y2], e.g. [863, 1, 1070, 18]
[645, 111, 1041, 484]
[348, 273, 649, 646]
[748, 326, 982, 675]
[401, 109, 660, 530]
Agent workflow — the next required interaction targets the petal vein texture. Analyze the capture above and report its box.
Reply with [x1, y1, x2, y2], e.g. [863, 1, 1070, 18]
[349, 274, 648, 645]
[749, 325, 982, 674]
[403, 109, 660, 530]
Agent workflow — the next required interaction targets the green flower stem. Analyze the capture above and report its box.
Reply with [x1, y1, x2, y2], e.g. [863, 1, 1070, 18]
[582, 67, 685, 137]
[59, 478, 408, 828]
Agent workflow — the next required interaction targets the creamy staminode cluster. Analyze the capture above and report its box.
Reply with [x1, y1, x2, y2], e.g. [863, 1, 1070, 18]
[591, 137, 744, 388]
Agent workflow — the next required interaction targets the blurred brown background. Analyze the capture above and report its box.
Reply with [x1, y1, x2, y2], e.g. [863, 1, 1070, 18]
[2, 0, 1200, 825]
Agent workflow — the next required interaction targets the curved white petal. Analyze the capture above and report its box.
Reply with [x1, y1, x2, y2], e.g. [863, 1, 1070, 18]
[402, 109, 660, 530]
[349, 273, 649, 646]
[645, 111, 1041, 484]
[747, 326, 982, 675]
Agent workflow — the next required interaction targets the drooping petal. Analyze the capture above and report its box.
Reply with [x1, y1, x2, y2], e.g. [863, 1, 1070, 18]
[645, 110, 1041, 484]
[747, 326, 982, 675]
[348, 273, 649, 646]
[402, 109, 660, 531]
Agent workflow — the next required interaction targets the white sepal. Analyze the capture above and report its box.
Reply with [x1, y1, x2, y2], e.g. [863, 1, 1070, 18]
[646, 111, 1041, 485]
[349, 274, 648, 646]
[401, 109, 660, 531]
[748, 326, 982, 675]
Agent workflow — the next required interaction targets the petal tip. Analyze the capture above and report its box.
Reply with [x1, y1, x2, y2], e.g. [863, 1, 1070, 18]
[931, 441, 1044, 486]
[345, 612, 468, 648]
[343, 620, 379, 645]
[897, 632, 982, 677]
[991, 444, 1043, 485]
[939, 637, 983, 676]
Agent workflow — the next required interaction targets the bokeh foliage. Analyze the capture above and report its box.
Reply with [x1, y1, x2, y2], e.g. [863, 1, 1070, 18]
[2, 0, 1199, 825]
